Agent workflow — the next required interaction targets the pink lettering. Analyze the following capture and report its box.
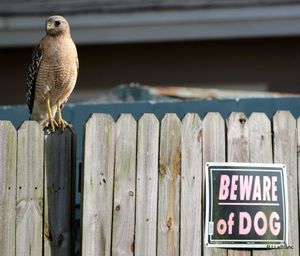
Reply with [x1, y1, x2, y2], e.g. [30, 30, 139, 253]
[239, 175, 253, 200]
[254, 211, 267, 236]
[239, 212, 252, 235]
[272, 177, 278, 201]
[219, 175, 230, 200]
[263, 176, 271, 201]
[217, 219, 227, 235]
[252, 176, 262, 201]
[230, 175, 238, 200]
[270, 212, 280, 236]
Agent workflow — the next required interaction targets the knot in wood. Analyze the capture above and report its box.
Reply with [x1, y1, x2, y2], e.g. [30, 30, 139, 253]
[166, 217, 173, 230]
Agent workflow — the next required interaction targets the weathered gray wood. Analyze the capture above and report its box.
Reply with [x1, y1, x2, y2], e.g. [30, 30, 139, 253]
[81, 114, 116, 256]
[157, 114, 181, 256]
[227, 112, 251, 256]
[44, 128, 75, 256]
[249, 113, 274, 256]
[16, 121, 44, 256]
[135, 114, 159, 256]
[203, 112, 227, 256]
[180, 113, 202, 256]
[273, 111, 299, 256]
[0, 121, 17, 256]
[112, 114, 137, 256]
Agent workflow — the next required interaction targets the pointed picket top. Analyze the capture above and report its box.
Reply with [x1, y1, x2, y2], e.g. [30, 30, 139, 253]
[227, 112, 250, 163]
[248, 113, 273, 163]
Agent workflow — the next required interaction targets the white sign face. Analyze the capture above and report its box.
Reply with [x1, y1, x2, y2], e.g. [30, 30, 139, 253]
[205, 162, 289, 249]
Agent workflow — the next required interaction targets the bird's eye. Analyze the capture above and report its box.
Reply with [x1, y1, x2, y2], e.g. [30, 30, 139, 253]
[54, 20, 61, 27]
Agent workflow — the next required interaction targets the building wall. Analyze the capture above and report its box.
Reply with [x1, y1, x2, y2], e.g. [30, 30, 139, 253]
[0, 37, 299, 105]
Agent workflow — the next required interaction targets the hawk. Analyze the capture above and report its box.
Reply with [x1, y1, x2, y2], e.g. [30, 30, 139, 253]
[26, 15, 78, 132]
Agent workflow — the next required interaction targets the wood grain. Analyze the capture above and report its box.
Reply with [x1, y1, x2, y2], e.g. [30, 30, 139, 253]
[273, 111, 298, 256]
[157, 114, 181, 256]
[81, 114, 116, 256]
[180, 113, 202, 256]
[112, 114, 137, 256]
[203, 112, 227, 256]
[135, 114, 159, 256]
[0, 121, 17, 256]
[44, 128, 75, 256]
[249, 113, 274, 256]
[227, 112, 251, 256]
[16, 121, 44, 256]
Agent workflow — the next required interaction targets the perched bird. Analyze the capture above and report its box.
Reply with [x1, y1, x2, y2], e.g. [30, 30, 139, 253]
[26, 15, 78, 132]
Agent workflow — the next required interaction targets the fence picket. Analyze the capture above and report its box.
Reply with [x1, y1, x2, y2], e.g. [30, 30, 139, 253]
[203, 112, 227, 256]
[157, 114, 181, 256]
[0, 121, 17, 256]
[44, 128, 75, 256]
[81, 114, 116, 256]
[273, 111, 299, 256]
[227, 112, 251, 256]
[16, 121, 44, 256]
[135, 114, 159, 256]
[249, 113, 274, 256]
[180, 113, 202, 256]
[112, 114, 137, 256]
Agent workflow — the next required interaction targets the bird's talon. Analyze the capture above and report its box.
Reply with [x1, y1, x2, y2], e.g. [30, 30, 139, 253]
[57, 118, 69, 131]
[46, 118, 59, 133]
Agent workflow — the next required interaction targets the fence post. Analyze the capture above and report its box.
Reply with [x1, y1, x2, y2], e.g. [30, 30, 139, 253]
[44, 128, 76, 256]
[16, 121, 44, 256]
[0, 121, 17, 256]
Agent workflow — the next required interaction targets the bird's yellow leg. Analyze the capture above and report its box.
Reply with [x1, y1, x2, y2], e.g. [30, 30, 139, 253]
[46, 97, 58, 132]
[56, 103, 69, 131]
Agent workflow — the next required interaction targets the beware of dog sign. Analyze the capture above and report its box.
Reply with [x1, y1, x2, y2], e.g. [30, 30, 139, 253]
[205, 162, 288, 248]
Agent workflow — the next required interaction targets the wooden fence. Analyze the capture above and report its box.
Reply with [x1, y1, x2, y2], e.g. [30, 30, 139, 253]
[0, 121, 76, 256]
[81, 111, 299, 256]
[0, 111, 299, 256]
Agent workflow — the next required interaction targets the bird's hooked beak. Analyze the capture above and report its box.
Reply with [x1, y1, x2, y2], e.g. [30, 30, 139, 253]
[47, 21, 55, 31]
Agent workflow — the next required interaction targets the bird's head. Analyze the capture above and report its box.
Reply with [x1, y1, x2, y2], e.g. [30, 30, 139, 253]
[46, 15, 70, 36]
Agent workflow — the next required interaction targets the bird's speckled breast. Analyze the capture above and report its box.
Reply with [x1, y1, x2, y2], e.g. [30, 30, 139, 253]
[35, 34, 78, 107]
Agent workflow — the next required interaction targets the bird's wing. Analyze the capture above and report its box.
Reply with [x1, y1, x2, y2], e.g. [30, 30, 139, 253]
[26, 46, 43, 114]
